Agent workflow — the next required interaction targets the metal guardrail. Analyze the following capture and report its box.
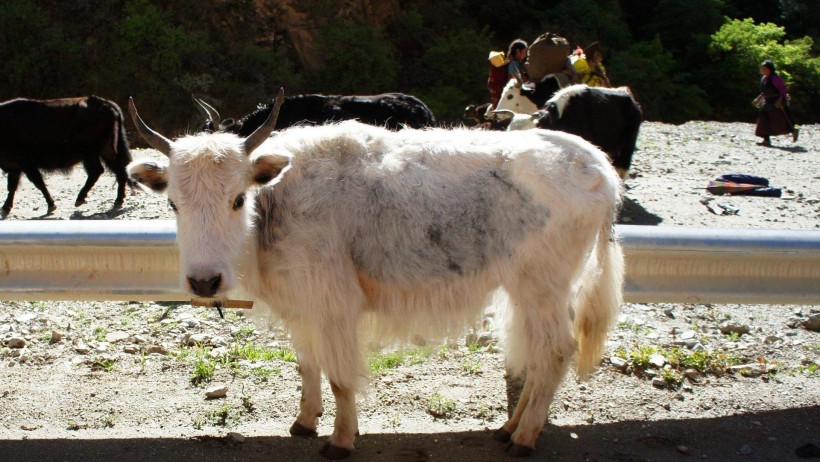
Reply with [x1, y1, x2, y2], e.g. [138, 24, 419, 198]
[0, 221, 818, 305]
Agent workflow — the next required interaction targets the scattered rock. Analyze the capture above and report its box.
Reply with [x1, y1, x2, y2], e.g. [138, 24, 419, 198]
[205, 386, 228, 399]
[145, 345, 168, 355]
[105, 331, 130, 343]
[649, 353, 666, 368]
[676, 445, 689, 454]
[720, 323, 750, 336]
[803, 314, 820, 332]
[186, 333, 211, 346]
[210, 336, 228, 347]
[74, 344, 91, 354]
[465, 332, 495, 348]
[6, 337, 26, 349]
[610, 356, 628, 371]
[50, 330, 64, 343]
[729, 363, 776, 378]
[226, 432, 245, 444]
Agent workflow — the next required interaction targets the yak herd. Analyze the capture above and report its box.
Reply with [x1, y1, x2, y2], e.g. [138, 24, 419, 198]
[0, 81, 641, 217]
[2, 78, 641, 458]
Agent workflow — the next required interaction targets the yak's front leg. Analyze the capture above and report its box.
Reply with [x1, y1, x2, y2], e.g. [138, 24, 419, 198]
[290, 344, 323, 437]
[317, 312, 365, 460]
[320, 381, 359, 459]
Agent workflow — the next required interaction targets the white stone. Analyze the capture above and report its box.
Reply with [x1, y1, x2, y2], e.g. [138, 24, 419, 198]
[205, 386, 228, 399]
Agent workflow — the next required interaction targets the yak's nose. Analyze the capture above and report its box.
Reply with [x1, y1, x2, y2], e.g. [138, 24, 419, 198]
[187, 274, 222, 297]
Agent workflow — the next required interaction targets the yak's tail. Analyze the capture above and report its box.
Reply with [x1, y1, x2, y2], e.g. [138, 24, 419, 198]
[573, 212, 624, 379]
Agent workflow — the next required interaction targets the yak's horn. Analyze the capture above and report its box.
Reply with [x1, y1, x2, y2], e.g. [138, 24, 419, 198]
[243, 87, 284, 155]
[512, 68, 523, 88]
[128, 97, 172, 157]
[192, 95, 221, 126]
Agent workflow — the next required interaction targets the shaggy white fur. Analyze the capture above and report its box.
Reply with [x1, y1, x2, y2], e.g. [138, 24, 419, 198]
[128, 120, 624, 457]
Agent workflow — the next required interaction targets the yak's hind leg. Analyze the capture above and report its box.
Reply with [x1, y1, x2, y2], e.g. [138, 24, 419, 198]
[22, 168, 56, 214]
[75, 156, 105, 207]
[1, 169, 22, 216]
[499, 260, 580, 456]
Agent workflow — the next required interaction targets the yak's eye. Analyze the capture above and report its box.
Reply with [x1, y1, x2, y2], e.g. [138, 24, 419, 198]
[168, 199, 177, 212]
[506, 94, 513, 100]
[233, 194, 245, 210]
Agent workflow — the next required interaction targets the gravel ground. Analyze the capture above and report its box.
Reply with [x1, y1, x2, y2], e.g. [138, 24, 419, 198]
[0, 121, 818, 462]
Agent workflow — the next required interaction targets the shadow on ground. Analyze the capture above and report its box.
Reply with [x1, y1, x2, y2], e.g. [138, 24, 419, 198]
[618, 197, 663, 226]
[2, 406, 816, 462]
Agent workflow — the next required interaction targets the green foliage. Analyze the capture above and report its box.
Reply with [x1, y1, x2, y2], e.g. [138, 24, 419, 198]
[427, 392, 456, 418]
[191, 358, 216, 385]
[644, 0, 726, 57]
[413, 27, 494, 121]
[609, 37, 711, 123]
[369, 348, 429, 376]
[313, 21, 398, 94]
[0, 1, 815, 126]
[708, 18, 819, 122]
[541, 0, 633, 51]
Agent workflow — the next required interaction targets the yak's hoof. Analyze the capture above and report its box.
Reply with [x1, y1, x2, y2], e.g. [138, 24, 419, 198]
[289, 421, 318, 438]
[75, 199, 86, 207]
[493, 427, 512, 443]
[320, 441, 353, 460]
[47, 204, 57, 214]
[113, 200, 124, 209]
[505, 443, 535, 458]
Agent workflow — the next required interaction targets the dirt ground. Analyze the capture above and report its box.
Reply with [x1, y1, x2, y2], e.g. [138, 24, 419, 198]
[0, 121, 818, 462]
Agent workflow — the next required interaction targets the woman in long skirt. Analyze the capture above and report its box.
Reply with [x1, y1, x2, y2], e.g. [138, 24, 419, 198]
[753, 60, 798, 147]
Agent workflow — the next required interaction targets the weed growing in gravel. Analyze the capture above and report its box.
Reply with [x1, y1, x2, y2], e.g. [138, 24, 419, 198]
[92, 359, 117, 372]
[725, 331, 741, 342]
[67, 421, 88, 431]
[794, 364, 818, 377]
[119, 315, 134, 328]
[614, 344, 741, 381]
[92, 326, 108, 342]
[474, 402, 493, 422]
[369, 348, 430, 376]
[103, 412, 118, 428]
[250, 366, 280, 380]
[427, 392, 456, 418]
[461, 354, 482, 375]
[662, 368, 683, 387]
[229, 341, 296, 362]
[235, 325, 256, 340]
[191, 359, 216, 385]
[193, 403, 243, 429]
[241, 395, 255, 413]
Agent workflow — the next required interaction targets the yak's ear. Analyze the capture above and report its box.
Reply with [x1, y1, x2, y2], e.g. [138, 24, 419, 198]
[251, 152, 291, 185]
[128, 159, 169, 193]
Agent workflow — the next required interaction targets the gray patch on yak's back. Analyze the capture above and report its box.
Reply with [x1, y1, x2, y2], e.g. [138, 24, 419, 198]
[345, 162, 550, 285]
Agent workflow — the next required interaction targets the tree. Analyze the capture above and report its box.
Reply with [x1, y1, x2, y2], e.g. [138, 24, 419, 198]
[608, 37, 711, 123]
[312, 21, 398, 95]
[708, 18, 818, 122]
[412, 27, 494, 122]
